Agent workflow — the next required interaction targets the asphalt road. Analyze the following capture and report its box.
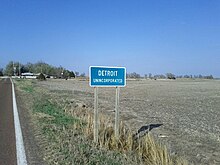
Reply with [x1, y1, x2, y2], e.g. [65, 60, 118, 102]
[0, 78, 17, 165]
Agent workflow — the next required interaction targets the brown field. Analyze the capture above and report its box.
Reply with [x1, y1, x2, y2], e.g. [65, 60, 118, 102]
[37, 78, 220, 165]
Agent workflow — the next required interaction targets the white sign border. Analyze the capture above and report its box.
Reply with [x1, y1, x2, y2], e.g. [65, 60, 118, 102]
[89, 66, 126, 87]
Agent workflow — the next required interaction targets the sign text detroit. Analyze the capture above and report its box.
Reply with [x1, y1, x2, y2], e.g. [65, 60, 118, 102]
[89, 66, 126, 87]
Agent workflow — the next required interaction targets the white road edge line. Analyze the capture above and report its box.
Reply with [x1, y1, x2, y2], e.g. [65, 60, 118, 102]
[10, 78, 28, 165]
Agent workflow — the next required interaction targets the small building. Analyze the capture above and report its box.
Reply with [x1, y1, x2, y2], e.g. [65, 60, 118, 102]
[21, 72, 37, 79]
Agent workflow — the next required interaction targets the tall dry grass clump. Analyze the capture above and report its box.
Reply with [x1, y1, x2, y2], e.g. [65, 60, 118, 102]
[66, 105, 188, 165]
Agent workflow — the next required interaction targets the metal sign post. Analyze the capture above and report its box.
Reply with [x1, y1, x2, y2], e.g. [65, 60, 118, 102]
[115, 87, 120, 139]
[89, 66, 126, 143]
[94, 87, 99, 143]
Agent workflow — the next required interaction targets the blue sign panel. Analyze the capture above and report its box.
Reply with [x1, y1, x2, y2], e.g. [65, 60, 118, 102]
[89, 66, 126, 87]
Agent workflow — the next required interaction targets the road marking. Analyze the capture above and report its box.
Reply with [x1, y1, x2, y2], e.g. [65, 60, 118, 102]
[11, 78, 28, 165]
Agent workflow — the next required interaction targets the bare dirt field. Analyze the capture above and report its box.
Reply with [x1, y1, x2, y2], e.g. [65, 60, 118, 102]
[37, 78, 220, 165]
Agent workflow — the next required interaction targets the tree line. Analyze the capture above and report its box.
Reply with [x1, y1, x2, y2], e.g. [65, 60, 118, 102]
[127, 72, 214, 79]
[0, 62, 214, 80]
[0, 61, 76, 78]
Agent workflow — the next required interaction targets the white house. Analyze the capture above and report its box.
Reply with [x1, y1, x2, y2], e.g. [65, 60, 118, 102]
[21, 72, 37, 79]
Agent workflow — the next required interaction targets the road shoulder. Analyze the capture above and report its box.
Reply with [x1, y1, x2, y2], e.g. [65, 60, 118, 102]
[15, 85, 46, 165]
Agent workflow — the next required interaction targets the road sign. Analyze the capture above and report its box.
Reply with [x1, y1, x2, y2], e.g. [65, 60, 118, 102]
[89, 66, 126, 87]
[89, 66, 126, 142]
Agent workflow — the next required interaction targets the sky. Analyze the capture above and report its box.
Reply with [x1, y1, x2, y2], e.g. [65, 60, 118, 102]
[0, 0, 220, 77]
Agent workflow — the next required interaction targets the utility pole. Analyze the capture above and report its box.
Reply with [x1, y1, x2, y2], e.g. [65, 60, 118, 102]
[13, 61, 15, 76]
[19, 62, 21, 76]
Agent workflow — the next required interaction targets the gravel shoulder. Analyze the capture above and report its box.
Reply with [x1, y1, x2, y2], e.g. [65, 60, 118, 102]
[38, 79, 220, 165]
[16, 85, 46, 165]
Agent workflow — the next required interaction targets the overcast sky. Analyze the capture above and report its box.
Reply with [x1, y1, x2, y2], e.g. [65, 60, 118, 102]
[1, 0, 220, 77]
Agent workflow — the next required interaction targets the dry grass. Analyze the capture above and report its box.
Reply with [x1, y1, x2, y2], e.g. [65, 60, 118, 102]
[66, 104, 189, 165]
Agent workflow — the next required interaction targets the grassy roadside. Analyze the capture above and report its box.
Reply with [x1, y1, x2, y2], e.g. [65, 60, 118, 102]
[15, 79, 189, 165]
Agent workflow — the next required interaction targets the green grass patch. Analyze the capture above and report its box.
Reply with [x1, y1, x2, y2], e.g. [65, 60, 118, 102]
[33, 99, 81, 127]
[15, 79, 34, 93]
[22, 86, 34, 93]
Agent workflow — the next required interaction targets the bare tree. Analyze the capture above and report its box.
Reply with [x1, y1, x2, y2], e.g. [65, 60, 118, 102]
[166, 73, 176, 79]
[154, 74, 166, 79]
[75, 72, 79, 77]
[149, 73, 152, 79]
[144, 74, 148, 79]
[80, 73, 86, 77]
[127, 72, 141, 79]
[0, 68, 3, 76]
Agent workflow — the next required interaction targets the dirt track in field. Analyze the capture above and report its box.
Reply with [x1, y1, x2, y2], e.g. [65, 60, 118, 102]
[38, 79, 220, 165]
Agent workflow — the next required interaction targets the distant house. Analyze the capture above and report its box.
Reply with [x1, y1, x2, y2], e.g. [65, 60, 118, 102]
[21, 72, 37, 79]
[21, 72, 50, 79]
